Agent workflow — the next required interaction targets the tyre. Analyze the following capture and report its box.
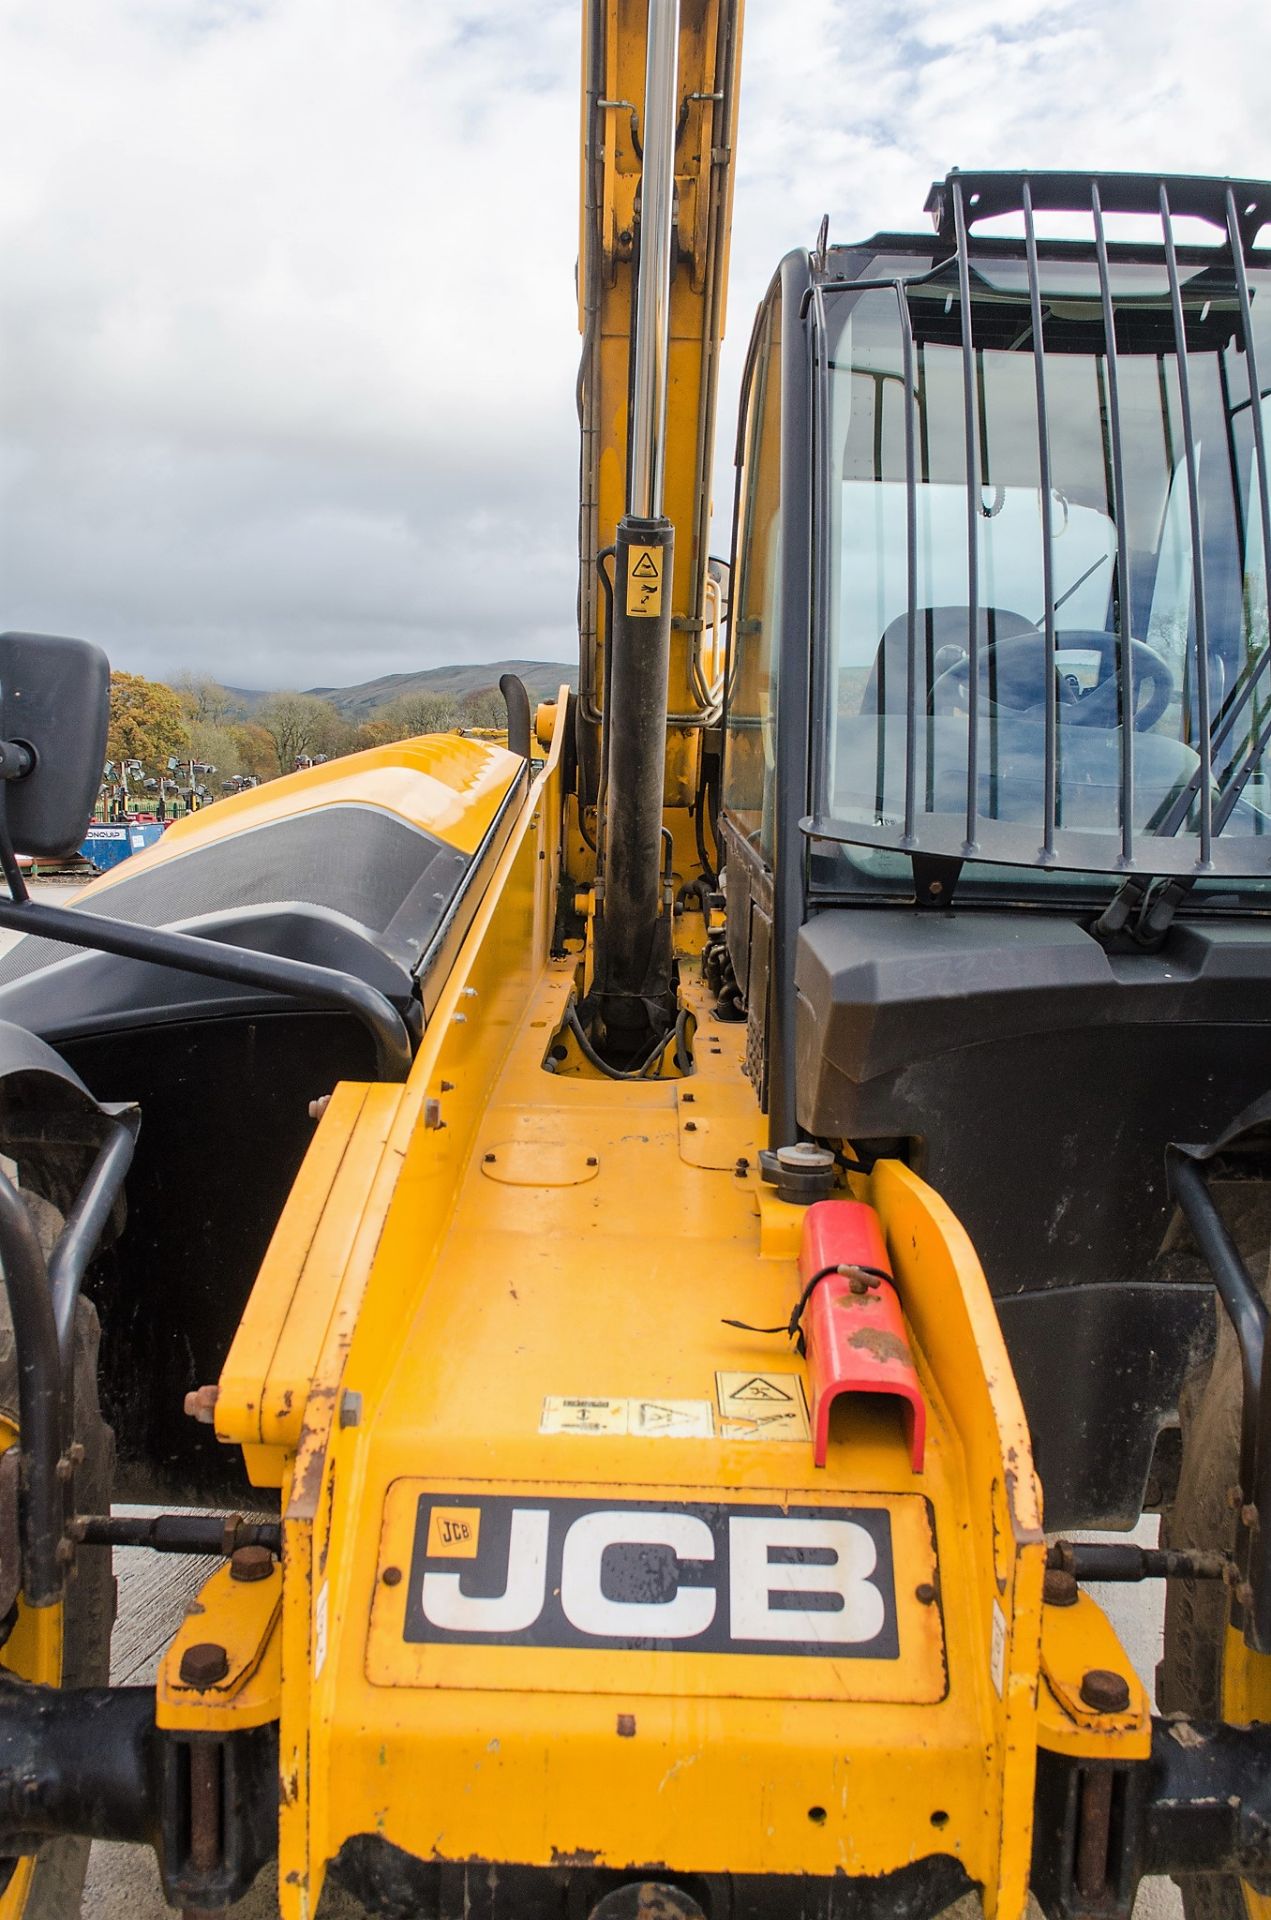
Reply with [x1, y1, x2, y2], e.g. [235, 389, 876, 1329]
[0, 1192, 116, 1920]
[1160, 1299, 1247, 1920]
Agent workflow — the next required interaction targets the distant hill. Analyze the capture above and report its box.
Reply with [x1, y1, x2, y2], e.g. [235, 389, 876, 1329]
[226, 659, 576, 718]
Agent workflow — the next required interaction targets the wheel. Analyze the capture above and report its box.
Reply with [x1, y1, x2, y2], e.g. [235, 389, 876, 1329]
[1160, 1301, 1254, 1920]
[0, 1192, 116, 1920]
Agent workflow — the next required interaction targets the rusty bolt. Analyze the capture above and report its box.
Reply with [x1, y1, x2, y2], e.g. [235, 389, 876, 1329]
[484, 1151, 497, 1164]
[423, 1098, 443, 1130]
[1080, 1668, 1131, 1714]
[586, 1155, 599, 1168]
[230, 1545, 275, 1584]
[308, 1094, 332, 1121]
[682, 1093, 695, 1104]
[914, 1582, 937, 1606]
[382, 1566, 403, 1588]
[684, 1120, 697, 1133]
[180, 1642, 229, 1689]
[184, 1385, 219, 1425]
[735, 1157, 749, 1175]
[616, 1712, 636, 1737]
[1043, 1568, 1079, 1608]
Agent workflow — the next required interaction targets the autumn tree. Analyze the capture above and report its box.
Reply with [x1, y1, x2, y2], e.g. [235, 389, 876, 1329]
[233, 724, 279, 781]
[366, 692, 463, 744]
[459, 687, 508, 729]
[107, 672, 190, 773]
[256, 693, 354, 773]
[175, 676, 238, 728]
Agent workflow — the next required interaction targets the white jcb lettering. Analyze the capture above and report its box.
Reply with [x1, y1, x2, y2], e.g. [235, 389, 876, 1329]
[728, 1516, 884, 1644]
[560, 1510, 716, 1639]
[421, 1507, 548, 1633]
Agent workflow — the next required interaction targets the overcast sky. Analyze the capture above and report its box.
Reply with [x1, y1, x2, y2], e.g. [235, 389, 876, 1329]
[1, 0, 1269, 692]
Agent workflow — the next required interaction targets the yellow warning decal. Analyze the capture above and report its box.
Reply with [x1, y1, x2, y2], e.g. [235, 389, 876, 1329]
[716, 1371, 811, 1442]
[426, 1507, 481, 1557]
[626, 544, 663, 618]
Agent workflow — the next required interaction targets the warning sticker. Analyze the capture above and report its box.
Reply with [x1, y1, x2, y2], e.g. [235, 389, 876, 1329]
[629, 1398, 715, 1438]
[426, 1507, 481, 1558]
[990, 1598, 1007, 1698]
[540, 1396, 628, 1436]
[715, 1371, 811, 1442]
[626, 544, 663, 618]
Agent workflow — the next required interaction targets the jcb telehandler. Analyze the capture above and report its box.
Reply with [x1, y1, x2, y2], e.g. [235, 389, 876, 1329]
[0, 4, 1268, 1918]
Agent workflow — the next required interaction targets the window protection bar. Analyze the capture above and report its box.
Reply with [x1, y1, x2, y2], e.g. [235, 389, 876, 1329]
[1161, 182, 1215, 866]
[1022, 180, 1059, 861]
[805, 168, 1271, 881]
[951, 177, 982, 853]
[1092, 181, 1137, 866]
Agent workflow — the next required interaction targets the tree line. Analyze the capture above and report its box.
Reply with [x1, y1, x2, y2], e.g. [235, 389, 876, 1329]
[106, 673, 509, 799]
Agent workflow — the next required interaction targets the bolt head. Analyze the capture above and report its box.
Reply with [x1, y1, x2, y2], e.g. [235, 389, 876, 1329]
[183, 1385, 219, 1425]
[1080, 1667, 1131, 1713]
[180, 1641, 230, 1688]
[230, 1545, 275, 1584]
[1043, 1568, 1079, 1607]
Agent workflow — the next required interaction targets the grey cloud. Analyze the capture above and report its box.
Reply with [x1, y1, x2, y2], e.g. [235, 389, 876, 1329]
[2, 0, 1270, 689]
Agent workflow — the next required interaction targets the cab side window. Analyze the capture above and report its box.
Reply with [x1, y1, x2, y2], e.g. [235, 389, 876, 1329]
[723, 298, 783, 863]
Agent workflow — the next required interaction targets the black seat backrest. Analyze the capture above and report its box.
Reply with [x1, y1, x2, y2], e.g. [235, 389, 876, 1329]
[860, 605, 1037, 715]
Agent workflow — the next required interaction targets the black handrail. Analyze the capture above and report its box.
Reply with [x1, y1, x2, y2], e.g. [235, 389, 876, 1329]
[1167, 1146, 1271, 1651]
[0, 897, 413, 1082]
[47, 1115, 138, 1360]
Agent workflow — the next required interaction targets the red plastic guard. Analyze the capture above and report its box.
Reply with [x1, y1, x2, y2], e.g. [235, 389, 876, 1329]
[798, 1199, 926, 1472]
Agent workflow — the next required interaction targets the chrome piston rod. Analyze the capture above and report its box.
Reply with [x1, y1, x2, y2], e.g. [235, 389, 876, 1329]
[628, 0, 679, 520]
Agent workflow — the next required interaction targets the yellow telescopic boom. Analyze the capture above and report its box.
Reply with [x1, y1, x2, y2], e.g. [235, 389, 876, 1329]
[576, 0, 743, 822]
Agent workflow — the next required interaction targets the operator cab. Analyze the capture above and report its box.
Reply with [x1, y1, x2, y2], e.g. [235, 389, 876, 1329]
[719, 170, 1271, 1527]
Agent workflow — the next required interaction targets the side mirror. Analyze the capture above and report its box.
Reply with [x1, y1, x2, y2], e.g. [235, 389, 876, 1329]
[0, 633, 110, 859]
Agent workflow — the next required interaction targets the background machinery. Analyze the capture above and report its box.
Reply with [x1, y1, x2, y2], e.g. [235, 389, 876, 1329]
[0, 5, 1266, 1919]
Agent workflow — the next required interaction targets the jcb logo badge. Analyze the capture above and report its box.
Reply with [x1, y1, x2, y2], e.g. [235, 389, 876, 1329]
[426, 1507, 480, 1558]
[404, 1497, 898, 1657]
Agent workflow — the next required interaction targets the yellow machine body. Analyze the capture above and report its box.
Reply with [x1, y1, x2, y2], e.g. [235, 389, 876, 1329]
[185, 715, 1146, 1918]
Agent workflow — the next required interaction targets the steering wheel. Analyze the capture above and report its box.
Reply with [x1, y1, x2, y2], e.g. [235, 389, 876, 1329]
[930, 627, 1174, 732]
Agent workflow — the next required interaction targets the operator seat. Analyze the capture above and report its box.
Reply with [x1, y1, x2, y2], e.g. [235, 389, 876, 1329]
[861, 605, 1037, 716]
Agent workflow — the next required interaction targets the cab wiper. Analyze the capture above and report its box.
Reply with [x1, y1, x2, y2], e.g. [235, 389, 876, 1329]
[1092, 872, 1195, 949]
[1038, 550, 1108, 624]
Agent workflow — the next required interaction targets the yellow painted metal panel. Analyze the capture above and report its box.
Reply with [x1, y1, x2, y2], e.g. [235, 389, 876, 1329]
[282, 959, 1035, 1909]
[85, 732, 522, 896]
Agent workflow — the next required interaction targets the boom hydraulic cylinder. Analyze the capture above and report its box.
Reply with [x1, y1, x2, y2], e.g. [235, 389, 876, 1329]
[591, 0, 679, 1053]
